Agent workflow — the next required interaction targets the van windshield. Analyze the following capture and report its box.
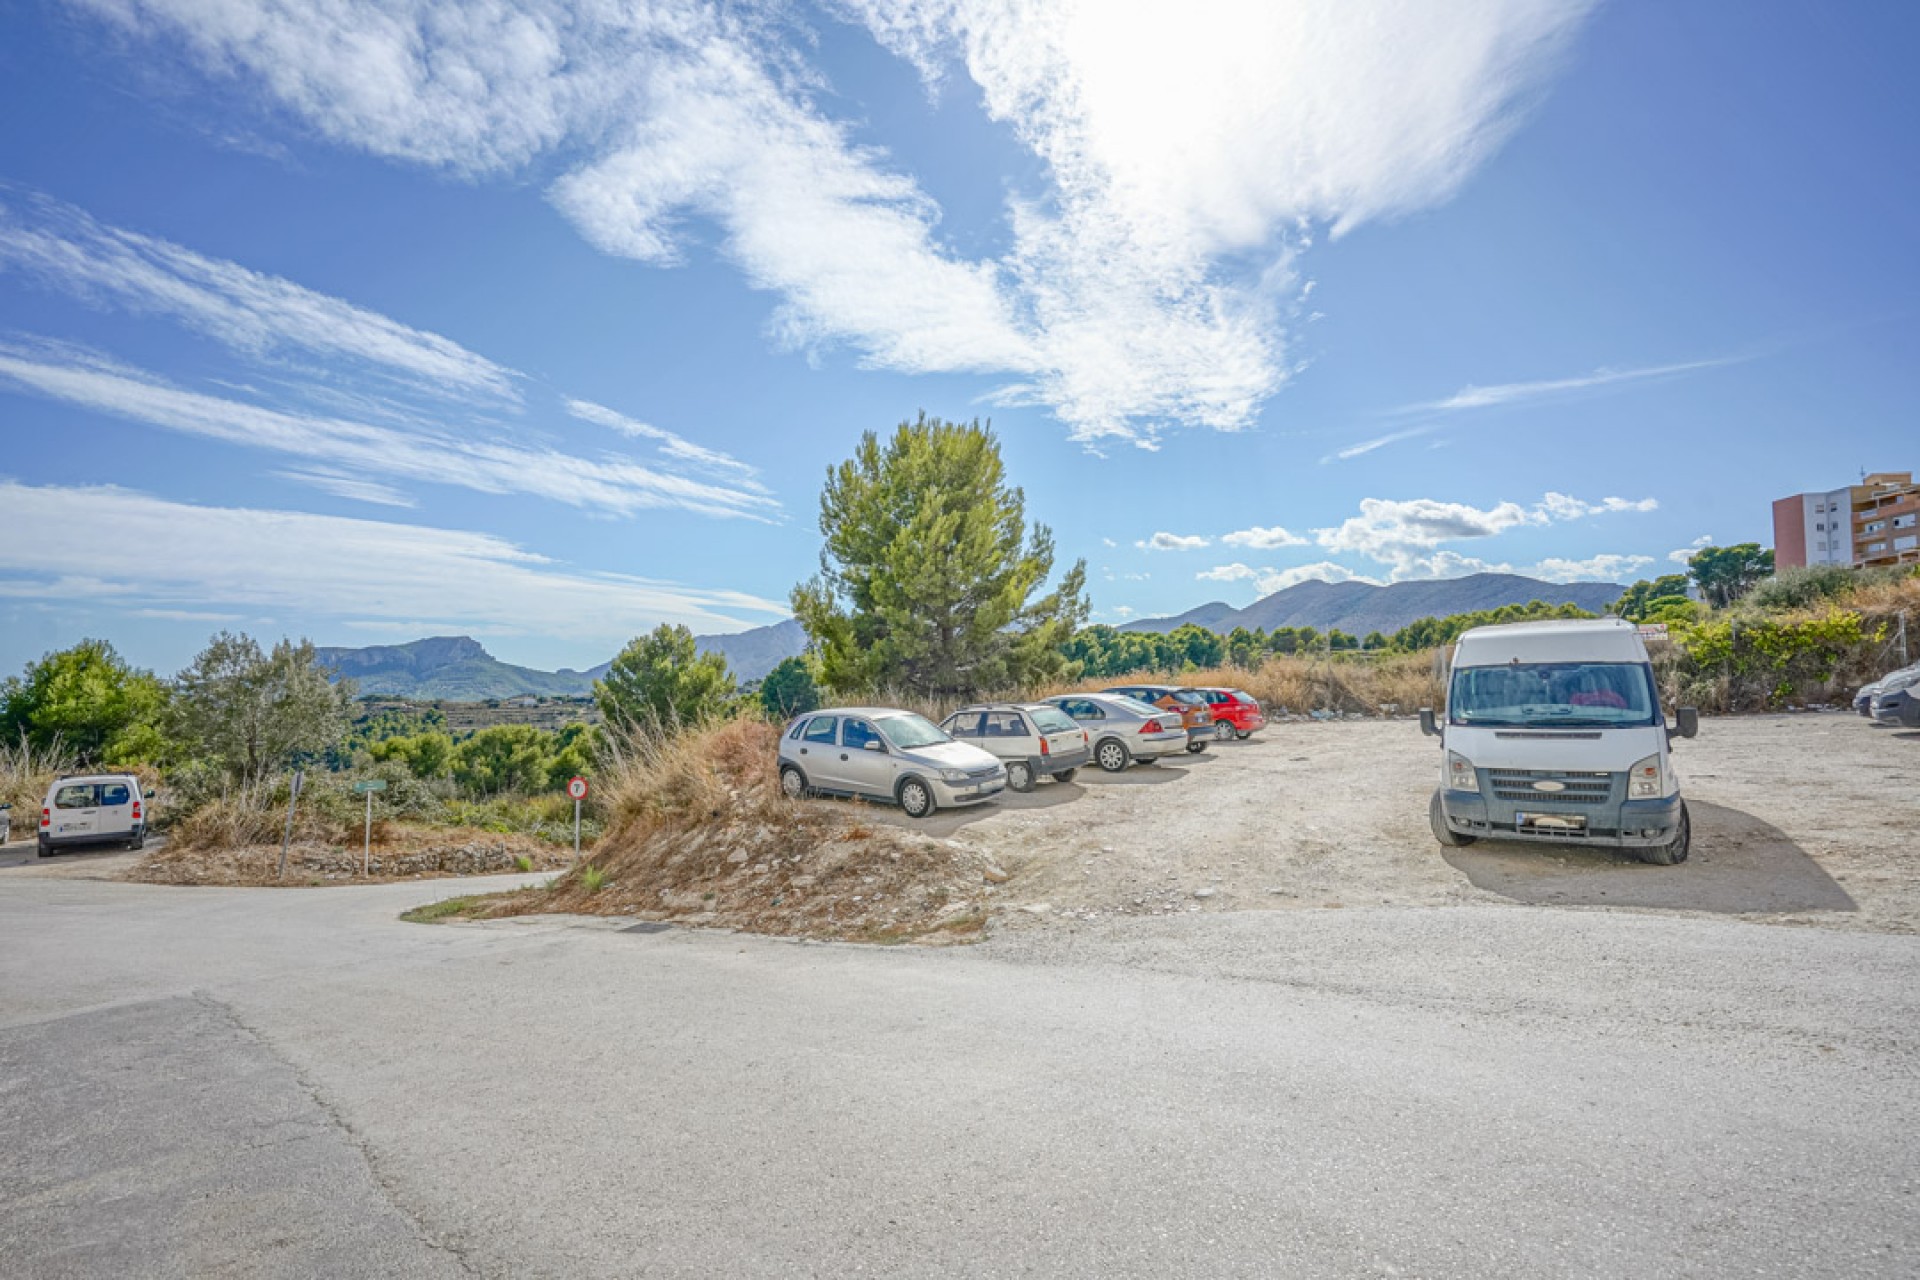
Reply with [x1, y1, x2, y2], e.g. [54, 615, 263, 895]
[1448, 662, 1659, 728]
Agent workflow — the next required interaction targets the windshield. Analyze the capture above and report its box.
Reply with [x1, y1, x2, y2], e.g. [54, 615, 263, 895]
[1448, 662, 1659, 728]
[879, 713, 952, 750]
[1030, 706, 1078, 734]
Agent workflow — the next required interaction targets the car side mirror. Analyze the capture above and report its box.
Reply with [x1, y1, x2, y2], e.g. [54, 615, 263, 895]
[1671, 707, 1698, 742]
[863, 740, 886, 753]
[1419, 708, 1441, 738]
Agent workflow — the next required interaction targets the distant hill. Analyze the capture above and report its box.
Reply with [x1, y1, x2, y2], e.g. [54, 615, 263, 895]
[1121, 573, 1625, 638]
[316, 619, 808, 699]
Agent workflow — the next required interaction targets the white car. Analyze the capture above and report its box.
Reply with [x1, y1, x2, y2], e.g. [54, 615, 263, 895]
[778, 708, 1006, 818]
[1041, 693, 1192, 772]
[38, 773, 151, 855]
[939, 702, 1092, 792]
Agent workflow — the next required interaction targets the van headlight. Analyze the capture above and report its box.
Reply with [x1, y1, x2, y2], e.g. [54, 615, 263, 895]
[1446, 751, 1476, 792]
[940, 768, 970, 783]
[1628, 754, 1665, 799]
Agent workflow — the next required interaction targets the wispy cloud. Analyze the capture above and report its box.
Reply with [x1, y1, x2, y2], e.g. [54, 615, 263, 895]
[563, 398, 763, 486]
[0, 345, 779, 521]
[0, 190, 518, 402]
[1322, 424, 1436, 463]
[0, 481, 788, 644]
[274, 468, 416, 508]
[1407, 358, 1736, 414]
[1136, 532, 1210, 552]
[74, 0, 1599, 445]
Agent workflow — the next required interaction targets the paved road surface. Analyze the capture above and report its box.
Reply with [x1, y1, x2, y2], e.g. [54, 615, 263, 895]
[2, 865, 1916, 1277]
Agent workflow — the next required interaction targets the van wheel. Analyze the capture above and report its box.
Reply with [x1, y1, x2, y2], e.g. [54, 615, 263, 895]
[1094, 739, 1131, 773]
[898, 778, 935, 819]
[1638, 802, 1691, 866]
[1006, 762, 1035, 793]
[779, 765, 809, 800]
[1430, 791, 1475, 847]
[127, 833, 145, 851]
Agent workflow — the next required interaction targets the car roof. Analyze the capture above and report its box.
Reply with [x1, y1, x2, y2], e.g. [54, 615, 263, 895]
[806, 707, 931, 718]
[51, 773, 141, 787]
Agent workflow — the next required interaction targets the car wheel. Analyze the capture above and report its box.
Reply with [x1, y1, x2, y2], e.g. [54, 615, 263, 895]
[898, 777, 935, 818]
[779, 764, 809, 800]
[1234, 730, 1253, 741]
[1006, 762, 1035, 793]
[1095, 739, 1131, 773]
[1054, 767, 1077, 783]
[1637, 801, 1691, 866]
[1185, 739, 1207, 754]
[1213, 719, 1234, 742]
[1429, 791, 1475, 847]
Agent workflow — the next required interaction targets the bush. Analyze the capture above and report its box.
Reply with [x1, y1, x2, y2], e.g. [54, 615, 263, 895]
[759, 657, 822, 721]
[1746, 565, 1867, 613]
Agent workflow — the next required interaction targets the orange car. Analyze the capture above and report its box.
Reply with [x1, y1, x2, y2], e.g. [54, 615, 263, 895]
[1101, 684, 1212, 754]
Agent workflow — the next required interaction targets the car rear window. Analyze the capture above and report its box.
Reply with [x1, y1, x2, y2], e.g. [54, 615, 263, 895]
[1030, 707, 1077, 734]
[801, 717, 837, 744]
[53, 785, 97, 809]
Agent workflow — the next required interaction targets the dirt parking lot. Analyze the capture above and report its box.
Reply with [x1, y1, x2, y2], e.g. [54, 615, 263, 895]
[869, 712, 1920, 935]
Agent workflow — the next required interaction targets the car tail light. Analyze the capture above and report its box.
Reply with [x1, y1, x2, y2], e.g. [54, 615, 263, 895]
[1040, 737, 1050, 756]
[132, 802, 142, 821]
[41, 808, 50, 828]
[1141, 719, 1163, 734]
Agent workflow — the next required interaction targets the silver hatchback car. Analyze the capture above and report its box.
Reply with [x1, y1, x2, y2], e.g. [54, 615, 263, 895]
[1041, 693, 1191, 772]
[778, 707, 1006, 818]
[939, 702, 1092, 792]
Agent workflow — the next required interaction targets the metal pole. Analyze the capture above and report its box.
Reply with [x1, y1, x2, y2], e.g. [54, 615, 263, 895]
[573, 798, 581, 860]
[364, 789, 373, 877]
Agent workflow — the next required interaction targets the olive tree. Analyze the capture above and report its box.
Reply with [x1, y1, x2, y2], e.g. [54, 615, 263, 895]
[172, 633, 354, 781]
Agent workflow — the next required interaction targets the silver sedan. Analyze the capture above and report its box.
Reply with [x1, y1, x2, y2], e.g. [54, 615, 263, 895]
[1041, 693, 1193, 772]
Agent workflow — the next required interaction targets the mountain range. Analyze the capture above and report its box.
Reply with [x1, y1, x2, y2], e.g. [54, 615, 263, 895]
[316, 619, 807, 700]
[1118, 573, 1625, 638]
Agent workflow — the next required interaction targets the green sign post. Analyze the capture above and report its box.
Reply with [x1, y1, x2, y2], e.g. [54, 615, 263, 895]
[352, 779, 388, 875]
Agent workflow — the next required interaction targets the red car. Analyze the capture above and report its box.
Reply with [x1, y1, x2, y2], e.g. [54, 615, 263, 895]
[1194, 687, 1266, 741]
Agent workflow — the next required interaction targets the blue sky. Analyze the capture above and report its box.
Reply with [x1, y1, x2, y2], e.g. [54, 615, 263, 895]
[2, 0, 1915, 678]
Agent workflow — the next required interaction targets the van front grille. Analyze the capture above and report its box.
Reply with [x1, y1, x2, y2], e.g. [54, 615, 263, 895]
[1487, 769, 1615, 806]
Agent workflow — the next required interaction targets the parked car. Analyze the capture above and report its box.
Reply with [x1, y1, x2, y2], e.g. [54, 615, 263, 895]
[1102, 684, 1213, 753]
[1871, 682, 1920, 728]
[38, 773, 151, 855]
[1856, 662, 1920, 716]
[1041, 693, 1191, 772]
[778, 708, 1005, 818]
[1193, 687, 1266, 741]
[939, 703, 1092, 792]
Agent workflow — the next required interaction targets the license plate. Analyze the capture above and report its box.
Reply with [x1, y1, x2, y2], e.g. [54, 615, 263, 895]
[1517, 812, 1586, 831]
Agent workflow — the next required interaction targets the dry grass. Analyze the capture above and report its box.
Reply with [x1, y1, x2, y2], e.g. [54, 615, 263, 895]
[1, 736, 73, 829]
[454, 718, 996, 943]
[127, 823, 568, 886]
[1044, 652, 1444, 716]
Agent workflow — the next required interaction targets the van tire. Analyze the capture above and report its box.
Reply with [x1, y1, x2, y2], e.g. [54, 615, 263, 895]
[1094, 739, 1131, 773]
[1429, 791, 1475, 847]
[1638, 802, 1691, 865]
[127, 832, 145, 852]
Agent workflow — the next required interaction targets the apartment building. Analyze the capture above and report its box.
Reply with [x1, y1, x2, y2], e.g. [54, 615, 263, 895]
[1773, 471, 1920, 570]
[1853, 471, 1920, 569]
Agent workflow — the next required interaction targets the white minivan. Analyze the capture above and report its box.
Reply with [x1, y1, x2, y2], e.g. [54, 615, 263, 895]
[38, 773, 151, 855]
[1420, 619, 1698, 865]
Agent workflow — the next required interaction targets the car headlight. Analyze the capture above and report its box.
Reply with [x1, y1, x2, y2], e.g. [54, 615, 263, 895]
[1628, 754, 1664, 799]
[1446, 751, 1475, 791]
[940, 768, 969, 783]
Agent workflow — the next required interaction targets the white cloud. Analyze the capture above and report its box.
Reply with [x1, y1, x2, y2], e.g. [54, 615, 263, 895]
[1253, 562, 1385, 591]
[75, 0, 1598, 444]
[564, 398, 763, 485]
[1312, 491, 1659, 579]
[1669, 534, 1714, 566]
[1409, 358, 1736, 413]
[0, 346, 778, 521]
[1196, 563, 1258, 582]
[1137, 532, 1210, 552]
[1536, 492, 1659, 520]
[0, 191, 517, 402]
[1108, 604, 1136, 619]
[1531, 554, 1653, 582]
[274, 467, 415, 508]
[1221, 525, 1308, 549]
[1323, 425, 1435, 463]
[1100, 537, 1117, 548]
[0, 481, 787, 645]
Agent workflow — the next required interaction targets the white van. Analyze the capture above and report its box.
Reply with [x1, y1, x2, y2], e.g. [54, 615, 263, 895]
[1420, 619, 1698, 865]
[38, 773, 151, 855]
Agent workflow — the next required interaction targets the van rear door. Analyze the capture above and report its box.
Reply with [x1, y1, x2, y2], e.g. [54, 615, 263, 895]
[95, 781, 135, 837]
[49, 783, 99, 839]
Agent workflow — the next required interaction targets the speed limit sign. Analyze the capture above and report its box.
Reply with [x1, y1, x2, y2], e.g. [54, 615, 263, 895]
[566, 776, 589, 800]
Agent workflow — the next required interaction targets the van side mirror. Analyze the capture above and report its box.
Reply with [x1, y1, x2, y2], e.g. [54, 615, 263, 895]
[1419, 708, 1441, 738]
[1671, 707, 1698, 741]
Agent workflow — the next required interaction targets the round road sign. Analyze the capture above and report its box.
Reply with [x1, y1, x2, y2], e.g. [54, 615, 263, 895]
[566, 776, 589, 801]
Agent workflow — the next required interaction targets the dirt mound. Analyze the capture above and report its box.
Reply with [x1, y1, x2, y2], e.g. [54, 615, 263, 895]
[451, 719, 1000, 943]
[127, 826, 568, 886]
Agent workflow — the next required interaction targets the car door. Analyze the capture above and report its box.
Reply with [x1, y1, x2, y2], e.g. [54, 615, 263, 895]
[837, 717, 897, 798]
[95, 781, 134, 838]
[49, 783, 98, 840]
[941, 711, 986, 747]
[793, 715, 842, 788]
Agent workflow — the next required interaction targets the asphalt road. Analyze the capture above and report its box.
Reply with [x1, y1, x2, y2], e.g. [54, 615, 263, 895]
[2, 866, 1916, 1278]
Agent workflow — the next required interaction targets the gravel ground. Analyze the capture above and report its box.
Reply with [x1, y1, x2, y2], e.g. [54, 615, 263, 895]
[861, 711, 1920, 935]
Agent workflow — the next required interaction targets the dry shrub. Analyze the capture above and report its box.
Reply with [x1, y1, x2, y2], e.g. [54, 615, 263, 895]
[1, 736, 74, 823]
[1041, 653, 1443, 716]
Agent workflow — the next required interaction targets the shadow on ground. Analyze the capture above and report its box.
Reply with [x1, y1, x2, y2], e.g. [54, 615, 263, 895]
[1442, 801, 1857, 915]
